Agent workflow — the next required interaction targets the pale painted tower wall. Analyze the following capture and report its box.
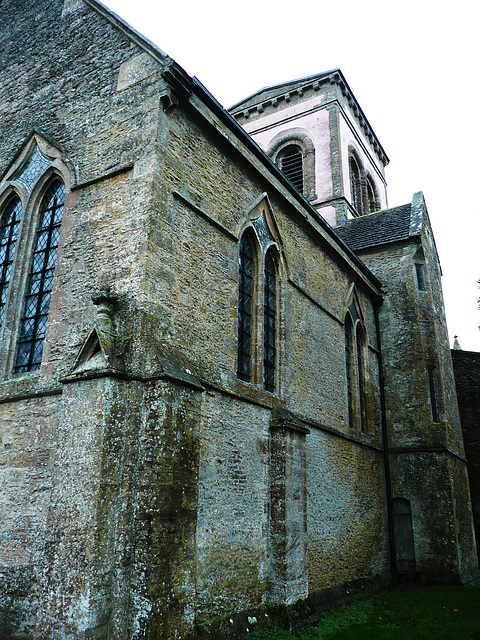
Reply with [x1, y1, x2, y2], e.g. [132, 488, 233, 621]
[233, 73, 388, 227]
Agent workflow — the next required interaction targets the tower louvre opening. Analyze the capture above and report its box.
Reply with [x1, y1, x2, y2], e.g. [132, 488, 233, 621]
[279, 147, 304, 194]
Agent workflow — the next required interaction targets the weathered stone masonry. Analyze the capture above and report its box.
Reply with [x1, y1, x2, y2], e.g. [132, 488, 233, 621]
[0, 1, 478, 638]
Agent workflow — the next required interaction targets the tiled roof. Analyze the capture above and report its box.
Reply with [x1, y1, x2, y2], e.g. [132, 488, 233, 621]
[229, 71, 335, 113]
[335, 203, 415, 251]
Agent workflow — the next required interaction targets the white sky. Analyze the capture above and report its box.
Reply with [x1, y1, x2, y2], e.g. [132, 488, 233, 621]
[104, 0, 480, 352]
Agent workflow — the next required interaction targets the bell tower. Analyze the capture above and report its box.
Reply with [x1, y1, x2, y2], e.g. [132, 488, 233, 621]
[230, 69, 389, 227]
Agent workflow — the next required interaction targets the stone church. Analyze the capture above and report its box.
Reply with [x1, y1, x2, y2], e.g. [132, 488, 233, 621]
[0, 0, 478, 638]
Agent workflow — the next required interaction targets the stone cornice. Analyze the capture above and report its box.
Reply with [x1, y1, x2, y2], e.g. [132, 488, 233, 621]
[230, 71, 389, 167]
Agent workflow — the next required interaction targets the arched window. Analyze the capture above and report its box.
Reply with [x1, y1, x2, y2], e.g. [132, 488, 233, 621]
[345, 299, 369, 431]
[277, 145, 304, 194]
[344, 315, 354, 429]
[349, 155, 362, 213]
[366, 177, 378, 214]
[237, 203, 282, 391]
[264, 249, 277, 392]
[0, 196, 22, 327]
[14, 178, 65, 373]
[268, 132, 315, 200]
[237, 233, 255, 382]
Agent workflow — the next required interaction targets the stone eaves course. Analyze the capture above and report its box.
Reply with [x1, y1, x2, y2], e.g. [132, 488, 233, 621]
[229, 69, 389, 167]
[229, 70, 335, 113]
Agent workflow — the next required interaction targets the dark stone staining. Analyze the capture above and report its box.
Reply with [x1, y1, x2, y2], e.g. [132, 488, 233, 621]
[140, 386, 201, 639]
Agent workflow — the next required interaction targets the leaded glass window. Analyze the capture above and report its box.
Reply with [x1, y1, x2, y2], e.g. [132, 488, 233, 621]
[264, 249, 276, 392]
[14, 179, 65, 373]
[237, 234, 254, 382]
[345, 315, 354, 429]
[0, 196, 22, 327]
[356, 327, 366, 432]
[415, 264, 425, 291]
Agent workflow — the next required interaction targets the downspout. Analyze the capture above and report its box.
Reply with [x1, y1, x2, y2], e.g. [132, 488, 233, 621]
[372, 294, 396, 580]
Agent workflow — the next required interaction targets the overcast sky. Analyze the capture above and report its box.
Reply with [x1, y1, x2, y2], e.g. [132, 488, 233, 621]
[104, 0, 480, 352]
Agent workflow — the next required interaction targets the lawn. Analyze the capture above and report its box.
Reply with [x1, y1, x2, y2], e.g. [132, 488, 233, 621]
[250, 584, 480, 639]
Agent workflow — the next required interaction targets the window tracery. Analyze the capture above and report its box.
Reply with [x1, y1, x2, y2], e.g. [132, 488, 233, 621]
[251, 210, 274, 250]
[0, 136, 68, 376]
[14, 179, 65, 373]
[14, 145, 51, 191]
[237, 206, 281, 393]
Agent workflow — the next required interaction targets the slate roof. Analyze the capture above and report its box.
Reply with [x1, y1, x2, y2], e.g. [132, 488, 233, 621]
[229, 70, 336, 113]
[335, 203, 416, 251]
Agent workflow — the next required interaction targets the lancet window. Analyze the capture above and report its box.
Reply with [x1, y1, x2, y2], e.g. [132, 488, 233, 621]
[264, 248, 277, 392]
[0, 137, 68, 378]
[344, 315, 354, 428]
[0, 196, 22, 327]
[344, 294, 369, 432]
[427, 365, 440, 423]
[348, 150, 381, 217]
[237, 213, 280, 393]
[366, 176, 379, 214]
[415, 264, 425, 291]
[14, 179, 65, 373]
[356, 325, 367, 431]
[237, 233, 255, 382]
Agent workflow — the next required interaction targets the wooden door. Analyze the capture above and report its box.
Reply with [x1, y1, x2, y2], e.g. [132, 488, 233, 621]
[392, 498, 416, 573]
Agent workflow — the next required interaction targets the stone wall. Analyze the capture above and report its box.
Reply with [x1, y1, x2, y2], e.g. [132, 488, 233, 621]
[0, 1, 476, 638]
[355, 200, 478, 583]
[0, 2, 391, 635]
[152, 68, 390, 633]
[452, 349, 480, 562]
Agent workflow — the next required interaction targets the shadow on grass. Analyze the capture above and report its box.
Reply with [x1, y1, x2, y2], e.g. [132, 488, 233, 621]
[250, 584, 480, 640]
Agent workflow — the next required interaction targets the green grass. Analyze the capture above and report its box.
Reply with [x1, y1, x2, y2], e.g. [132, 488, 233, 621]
[250, 585, 480, 639]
